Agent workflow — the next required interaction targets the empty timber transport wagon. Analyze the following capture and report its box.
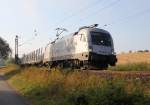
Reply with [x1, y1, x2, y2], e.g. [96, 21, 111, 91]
[43, 24, 117, 69]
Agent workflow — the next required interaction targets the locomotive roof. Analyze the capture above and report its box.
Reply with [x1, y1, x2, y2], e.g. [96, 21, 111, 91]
[52, 27, 110, 44]
[80, 27, 110, 34]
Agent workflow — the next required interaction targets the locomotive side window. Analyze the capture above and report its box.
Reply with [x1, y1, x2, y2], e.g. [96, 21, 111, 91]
[91, 32, 111, 46]
[80, 34, 86, 42]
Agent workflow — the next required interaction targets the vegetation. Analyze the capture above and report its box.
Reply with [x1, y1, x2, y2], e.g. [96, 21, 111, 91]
[109, 62, 150, 71]
[0, 37, 11, 59]
[0, 64, 149, 105]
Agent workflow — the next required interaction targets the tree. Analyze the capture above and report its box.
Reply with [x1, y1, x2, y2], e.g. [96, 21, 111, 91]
[0, 37, 11, 59]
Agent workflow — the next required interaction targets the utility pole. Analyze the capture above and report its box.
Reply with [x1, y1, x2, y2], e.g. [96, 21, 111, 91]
[15, 35, 19, 64]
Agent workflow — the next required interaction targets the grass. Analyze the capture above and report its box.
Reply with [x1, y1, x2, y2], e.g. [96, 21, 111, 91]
[109, 62, 150, 71]
[1, 64, 150, 105]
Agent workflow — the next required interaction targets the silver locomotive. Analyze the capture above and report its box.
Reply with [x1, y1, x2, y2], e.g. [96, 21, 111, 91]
[21, 24, 117, 69]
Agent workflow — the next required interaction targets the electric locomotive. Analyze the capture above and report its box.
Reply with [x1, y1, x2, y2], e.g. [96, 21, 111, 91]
[21, 24, 117, 69]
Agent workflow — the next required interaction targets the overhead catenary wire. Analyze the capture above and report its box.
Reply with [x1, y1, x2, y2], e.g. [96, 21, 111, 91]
[19, 29, 38, 47]
[64, 0, 121, 29]
[49, 0, 104, 29]
[79, 0, 121, 22]
[102, 7, 150, 28]
[19, 37, 35, 47]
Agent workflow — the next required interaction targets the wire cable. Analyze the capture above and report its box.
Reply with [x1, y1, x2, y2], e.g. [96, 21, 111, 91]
[19, 30, 38, 47]
[57, 0, 121, 31]
[64, 0, 121, 29]
[49, 0, 104, 29]
[103, 7, 150, 27]
[79, 0, 121, 22]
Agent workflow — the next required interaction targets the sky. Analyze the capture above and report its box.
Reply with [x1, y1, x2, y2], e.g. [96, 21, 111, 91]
[0, 0, 150, 56]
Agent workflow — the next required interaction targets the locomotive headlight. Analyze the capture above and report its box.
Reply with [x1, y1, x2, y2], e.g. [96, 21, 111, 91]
[111, 51, 116, 55]
[89, 49, 92, 52]
[111, 49, 115, 54]
[89, 46, 93, 52]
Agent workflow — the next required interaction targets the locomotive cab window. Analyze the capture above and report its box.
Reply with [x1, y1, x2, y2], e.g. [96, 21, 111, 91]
[91, 32, 111, 46]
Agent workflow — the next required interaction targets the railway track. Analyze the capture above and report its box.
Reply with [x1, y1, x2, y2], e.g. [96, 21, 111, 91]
[82, 70, 150, 80]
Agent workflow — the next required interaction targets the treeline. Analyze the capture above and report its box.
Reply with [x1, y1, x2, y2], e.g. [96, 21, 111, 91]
[0, 37, 11, 59]
[129, 50, 149, 53]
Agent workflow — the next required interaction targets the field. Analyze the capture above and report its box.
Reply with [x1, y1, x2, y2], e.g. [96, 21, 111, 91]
[0, 52, 150, 105]
[117, 52, 150, 64]
[108, 52, 150, 71]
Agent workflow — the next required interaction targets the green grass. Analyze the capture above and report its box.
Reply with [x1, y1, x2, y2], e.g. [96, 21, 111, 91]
[2, 65, 150, 105]
[109, 62, 150, 71]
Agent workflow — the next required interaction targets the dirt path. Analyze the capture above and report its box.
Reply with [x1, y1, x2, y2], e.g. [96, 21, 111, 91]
[0, 74, 31, 105]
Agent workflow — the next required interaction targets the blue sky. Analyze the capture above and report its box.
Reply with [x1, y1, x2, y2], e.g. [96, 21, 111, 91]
[0, 0, 150, 56]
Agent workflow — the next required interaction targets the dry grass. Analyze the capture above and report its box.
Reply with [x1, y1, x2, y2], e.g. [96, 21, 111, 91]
[117, 52, 150, 65]
[2, 65, 150, 105]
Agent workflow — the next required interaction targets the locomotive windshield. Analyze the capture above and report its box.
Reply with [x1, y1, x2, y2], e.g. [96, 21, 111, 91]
[91, 32, 111, 46]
